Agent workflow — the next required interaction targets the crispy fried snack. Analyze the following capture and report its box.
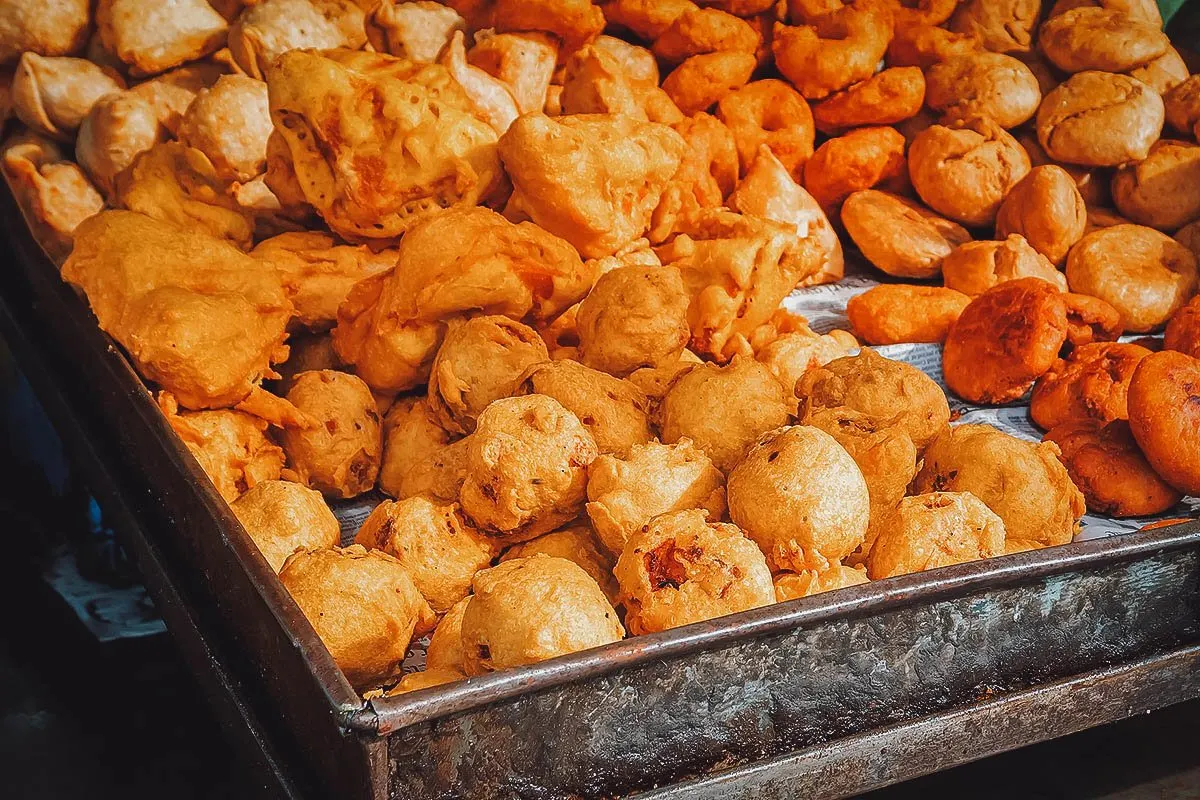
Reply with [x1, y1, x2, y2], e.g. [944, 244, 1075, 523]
[129, 62, 227, 136]
[728, 425, 869, 571]
[1029, 342, 1152, 430]
[229, 0, 367, 79]
[840, 189, 971, 279]
[716, 79, 815, 177]
[773, 1, 893, 101]
[428, 316, 549, 435]
[1065, 224, 1199, 333]
[11, 54, 124, 141]
[114, 142, 253, 249]
[908, 116, 1031, 227]
[806, 406, 918, 556]
[516, 359, 654, 457]
[333, 207, 591, 393]
[75, 92, 167, 198]
[460, 395, 598, 543]
[425, 595, 469, 672]
[1063, 292, 1123, 347]
[2, 131, 103, 264]
[728, 146, 844, 287]
[470, 32, 559, 116]
[501, 523, 620, 606]
[796, 348, 950, 451]
[1129, 47, 1189, 97]
[282, 370, 382, 498]
[576, 265, 691, 377]
[886, 21, 980, 68]
[924, 53, 1041, 129]
[867, 492, 1006, 579]
[1112, 141, 1200, 233]
[230, 480, 340, 572]
[653, 7, 760, 64]
[601, 0, 699, 40]
[586, 439, 726, 556]
[160, 393, 285, 503]
[753, 327, 860, 410]
[177, 74, 272, 184]
[355, 496, 496, 613]
[1164, 76, 1200, 138]
[914, 424, 1085, 546]
[648, 112, 737, 238]
[1039, 8, 1168, 74]
[251, 232, 395, 331]
[267, 49, 501, 242]
[659, 357, 791, 471]
[462, 555, 623, 673]
[1165, 297, 1200, 359]
[811, 67, 925, 134]
[438, 30, 520, 136]
[942, 235, 1067, 297]
[1127, 350, 1200, 494]
[943, 278, 1068, 404]
[627, 351, 703, 400]
[0, 0, 90, 64]
[63, 211, 292, 410]
[1044, 420, 1182, 517]
[947, 0, 1039, 54]
[560, 43, 653, 120]
[1015, 129, 1110, 208]
[996, 165, 1087, 266]
[499, 113, 685, 258]
[661, 50, 755, 116]
[367, 0, 466, 63]
[1037, 71, 1164, 167]
[846, 284, 970, 344]
[381, 406, 468, 503]
[803, 125, 908, 210]
[97, 0, 228, 76]
[491, 0, 606, 56]
[279, 545, 436, 689]
[774, 564, 868, 600]
[614, 509, 773, 634]
[1048, 0, 1162, 25]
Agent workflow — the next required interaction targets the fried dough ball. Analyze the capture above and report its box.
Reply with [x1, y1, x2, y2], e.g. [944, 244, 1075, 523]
[908, 116, 1030, 227]
[1129, 48, 1190, 96]
[602, 0, 699, 40]
[1065, 225, 1199, 333]
[499, 113, 685, 258]
[425, 596, 469, 672]
[576, 265, 690, 377]
[461, 555, 624, 674]
[915, 424, 1085, 546]
[230, 480, 340, 572]
[716, 79, 816, 177]
[460, 395, 598, 543]
[97, 0, 228, 77]
[772, 2, 893, 101]
[515, 360, 653, 458]
[378, 397, 464, 501]
[1128, 351, 1200, 494]
[355, 496, 495, 613]
[427, 317, 549, 436]
[161, 397, 285, 503]
[75, 92, 167, 198]
[1037, 71, 1164, 167]
[1015, 130, 1110, 209]
[754, 326, 860, 402]
[996, 166, 1087, 266]
[1029, 342, 1151, 430]
[659, 357, 790, 472]
[268, 50, 502, 242]
[501, 523, 620, 606]
[229, 0, 367, 80]
[925, 53, 1041, 129]
[886, 21, 981, 68]
[796, 348, 950, 451]
[282, 371, 382, 499]
[1039, 8, 1168, 75]
[1, 132, 104, 264]
[947, 0, 1039, 54]
[437, 30, 521, 136]
[942, 235, 1067, 297]
[1164, 76, 1200, 138]
[1063, 292, 1123, 346]
[469, 32, 559, 116]
[11, 54, 125, 141]
[846, 284, 970, 345]
[0, 0, 90, 64]
[366, 0, 466, 63]
[1045, 420, 1181, 518]
[803, 125, 908, 210]
[129, 62, 228, 136]
[806, 406, 918, 554]
[491, 0, 605, 56]
[653, 8, 760, 64]
[176, 74, 271, 184]
[114, 142, 253, 249]
[1165, 297, 1200, 359]
[585, 439, 726, 556]
[943, 278, 1068, 404]
[774, 565, 868, 600]
[273, 333, 340, 396]
[560, 44, 652, 120]
[613, 509, 774, 635]
[840, 189, 971, 279]
[867, 492, 1006, 579]
[811, 67, 926, 135]
[1048, 0, 1162, 25]
[279, 545, 436, 689]
[626, 351, 703, 401]
[1111, 141, 1200, 233]
[661, 51, 756, 116]
[728, 425, 869, 572]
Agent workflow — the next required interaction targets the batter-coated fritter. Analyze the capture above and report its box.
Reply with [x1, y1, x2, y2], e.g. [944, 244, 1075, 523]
[867, 492, 1006, 579]
[1029, 342, 1152, 430]
[576, 265, 691, 377]
[941, 235, 1067, 297]
[1127, 350, 1200, 495]
[377, 397, 464, 501]
[500, 522, 620, 607]
[282, 370, 382, 499]
[231, 479, 340, 572]
[774, 565, 868, 601]
[846, 285, 970, 345]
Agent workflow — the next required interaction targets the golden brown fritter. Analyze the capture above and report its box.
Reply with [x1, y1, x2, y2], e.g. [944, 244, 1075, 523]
[282, 370, 382, 499]
[1037, 71, 1164, 167]
[1029, 342, 1152, 430]
[995, 165, 1087, 266]
[846, 285, 970, 345]
[231, 479, 340, 572]
[0, 0, 90, 65]
[1127, 350, 1200, 495]
[941, 235, 1067, 297]
[11, 53, 125, 141]
[229, 0, 368, 79]
[774, 565, 868, 600]
[576, 265, 691, 377]
[500, 522, 620, 607]
[378, 396, 465, 501]
[840, 189, 971, 279]
[867, 492, 1006, 579]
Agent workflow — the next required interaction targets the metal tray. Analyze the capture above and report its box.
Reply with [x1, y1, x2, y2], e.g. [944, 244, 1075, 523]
[2, 185, 1199, 800]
